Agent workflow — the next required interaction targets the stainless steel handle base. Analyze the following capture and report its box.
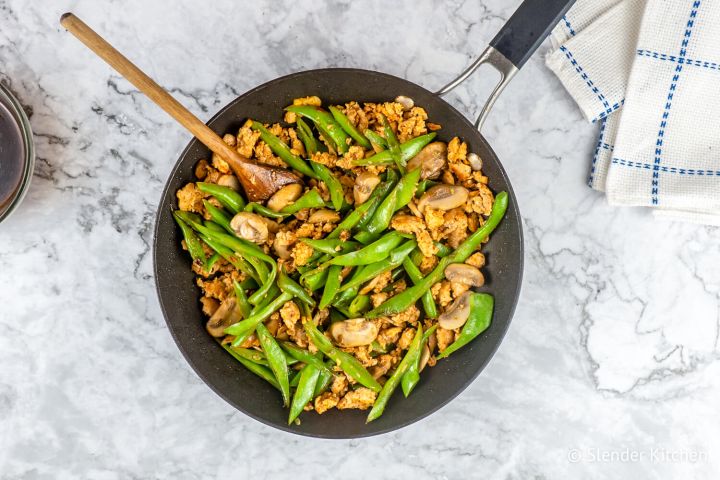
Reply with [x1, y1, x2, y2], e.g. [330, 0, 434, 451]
[437, 46, 518, 132]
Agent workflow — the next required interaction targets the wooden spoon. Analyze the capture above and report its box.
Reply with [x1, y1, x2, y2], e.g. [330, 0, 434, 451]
[60, 13, 301, 202]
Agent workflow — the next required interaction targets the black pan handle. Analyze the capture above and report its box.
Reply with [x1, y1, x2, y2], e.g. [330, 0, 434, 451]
[438, 0, 577, 130]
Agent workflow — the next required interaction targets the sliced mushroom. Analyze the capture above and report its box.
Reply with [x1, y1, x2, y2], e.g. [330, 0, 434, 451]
[230, 212, 269, 244]
[354, 172, 381, 205]
[467, 153, 483, 171]
[217, 174, 241, 191]
[417, 184, 469, 212]
[308, 209, 341, 224]
[206, 297, 242, 337]
[395, 95, 415, 111]
[273, 232, 294, 259]
[329, 318, 379, 347]
[438, 291, 473, 330]
[267, 183, 303, 212]
[419, 344, 431, 372]
[407, 142, 447, 180]
[444, 263, 485, 287]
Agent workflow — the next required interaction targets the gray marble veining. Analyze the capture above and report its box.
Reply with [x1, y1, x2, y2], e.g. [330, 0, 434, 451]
[0, 0, 718, 478]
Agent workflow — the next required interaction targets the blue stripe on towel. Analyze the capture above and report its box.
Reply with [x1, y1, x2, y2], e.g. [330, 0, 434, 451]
[637, 49, 720, 73]
[559, 46, 618, 120]
[613, 157, 720, 176]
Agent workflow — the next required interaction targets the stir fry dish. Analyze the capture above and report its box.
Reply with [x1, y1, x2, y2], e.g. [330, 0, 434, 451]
[173, 95, 508, 424]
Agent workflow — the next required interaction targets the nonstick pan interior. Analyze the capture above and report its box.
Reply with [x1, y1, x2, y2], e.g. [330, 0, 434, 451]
[153, 68, 523, 438]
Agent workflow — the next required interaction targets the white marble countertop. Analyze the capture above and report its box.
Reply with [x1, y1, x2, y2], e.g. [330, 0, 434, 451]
[1, 0, 719, 478]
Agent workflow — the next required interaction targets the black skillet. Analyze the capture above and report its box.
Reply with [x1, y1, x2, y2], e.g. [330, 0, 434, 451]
[153, 0, 576, 438]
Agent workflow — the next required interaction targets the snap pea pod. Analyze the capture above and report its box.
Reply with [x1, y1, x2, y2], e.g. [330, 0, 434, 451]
[332, 267, 362, 307]
[364, 129, 387, 150]
[222, 344, 280, 390]
[338, 240, 416, 292]
[173, 213, 207, 267]
[300, 266, 329, 292]
[348, 295, 372, 316]
[256, 322, 290, 406]
[326, 176, 396, 239]
[437, 293, 494, 359]
[367, 324, 423, 422]
[288, 364, 321, 424]
[300, 238, 358, 256]
[354, 174, 399, 232]
[326, 231, 407, 267]
[250, 121, 317, 178]
[205, 252, 221, 271]
[304, 321, 382, 392]
[381, 114, 403, 172]
[196, 182, 246, 213]
[352, 133, 436, 166]
[244, 202, 288, 219]
[203, 221, 226, 233]
[362, 168, 421, 237]
[296, 117, 324, 155]
[401, 325, 437, 397]
[329, 105, 371, 149]
[285, 105, 350, 154]
[225, 291, 293, 337]
[309, 161, 344, 210]
[202, 200, 234, 234]
[233, 280, 252, 319]
[289, 369, 301, 388]
[402, 256, 438, 319]
[247, 255, 270, 283]
[319, 264, 343, 310]
[280, 342, 332, 374]
[313, 364, 334, 397]
[175, 211, 269, 258]
[280, 188, 326, 215]
[393, 167, 422, 212]
[415, 179, 438, 197]
[278, 267, 315, 307]
[226, 346, 268, 366]
[366, 191, 508, 318]
[198, 232, 260, 283]
[247, 264, 277, 306]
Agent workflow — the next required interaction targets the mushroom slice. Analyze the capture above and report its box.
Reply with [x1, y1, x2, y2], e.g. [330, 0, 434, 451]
[417, 185, 469, 212]
[438, 291, 473, 330]
[407, 142, 447, 179]
[217, 174, 241, 191]
[230, 212, 269, 244]
[273, 231, 294, 259]
[206, 297, 242, 337]
[267, 183, 303, 212]
[354, 172, 381, 205]
[329, 318, 379, 348]
[419, 344, 431, 372]
[308, 209, 341, 224]
[444, 263, 485, 287]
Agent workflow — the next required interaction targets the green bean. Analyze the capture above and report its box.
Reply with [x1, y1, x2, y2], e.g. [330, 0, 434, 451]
[244, 202, 288, 219]
[175, 212, 268, 258]
[280, 342, 332, 374]
[402, 256, 438, 319]
[256, 322, 290, 406]
[233, 280, 252, 319]
[338, 240, 416, 292]
[304, 321, 381, 392]
[355, 171, 400, 231]
[310, 161, 344, 211]
[197, 182, 246, 213]
[289, 369, 301, 388]
[278, 267, 315, 307]
[362, 168, 420, 236]
[332, 267, 362, 307]
[401, 325, 437, 397]
[326, 231, 407, 267]
[364, 129, 387, 150]
[226, 291, 293, 338]
[203, 220, 226, 233]
[280, 188, 326, 215]
[393, 167, 422, 212]
[202, 200, 234, 234]
[366, 191, 508, 318]
[367, 324, 423, 422]
[300, 238, 357, 256]
[319, 265, 343, 310]
[198, 232, 260, 283]
[222, 344, 280, 390]
[205, 252, 221, 271]
[437, 293, 494, 359]
[352, 133, 436, 166]
[226, 346, 268, 366]
[250, 121, 317, 178]
[296, 117, 324, 155]
[285, 105, 350, 154]
[348, 295, 371, 316]
[381, 114, 403, 172]
[300, 266, 329, 292]
[329, 105, 371, 149]
[313, 365, 334, 397]
[289, 364, 321, 424]
[173, 212, 207, 266]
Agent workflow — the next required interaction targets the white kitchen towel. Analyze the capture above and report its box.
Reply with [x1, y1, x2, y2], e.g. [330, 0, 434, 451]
[547, 0, 720, 225]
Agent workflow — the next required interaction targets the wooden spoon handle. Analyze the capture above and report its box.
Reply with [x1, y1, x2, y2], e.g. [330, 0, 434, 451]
[60, 13, 238, 163]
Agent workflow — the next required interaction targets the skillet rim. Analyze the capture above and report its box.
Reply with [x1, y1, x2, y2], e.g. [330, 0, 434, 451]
[153, 67, 524, 438]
